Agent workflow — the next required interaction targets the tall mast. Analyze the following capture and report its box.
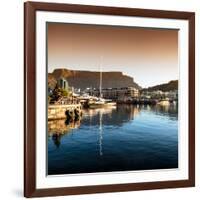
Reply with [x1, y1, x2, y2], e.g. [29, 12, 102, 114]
[99, 57, 102, 98]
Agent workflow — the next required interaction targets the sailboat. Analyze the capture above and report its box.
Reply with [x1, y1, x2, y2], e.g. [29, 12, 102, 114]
[88, 58, 116, 108]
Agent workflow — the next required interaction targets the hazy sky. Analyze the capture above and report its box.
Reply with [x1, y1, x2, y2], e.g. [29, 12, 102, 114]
[47, 23, 178, 88]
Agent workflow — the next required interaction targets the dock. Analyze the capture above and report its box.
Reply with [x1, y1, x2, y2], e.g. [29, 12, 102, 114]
[48, 104, 82, 120]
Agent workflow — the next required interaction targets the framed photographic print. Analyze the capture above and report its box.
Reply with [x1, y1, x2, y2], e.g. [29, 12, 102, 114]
[24, 1, 195, 197]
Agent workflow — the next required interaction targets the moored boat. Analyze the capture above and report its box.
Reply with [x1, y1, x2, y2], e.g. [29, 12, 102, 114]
[157, 99, 170, 106]
[88, 98, 116, 108]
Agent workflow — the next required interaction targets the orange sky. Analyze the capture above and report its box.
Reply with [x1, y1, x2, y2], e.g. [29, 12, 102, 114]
[47, 22, 178, 88]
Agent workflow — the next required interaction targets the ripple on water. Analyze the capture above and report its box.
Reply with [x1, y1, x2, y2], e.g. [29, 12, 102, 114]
[48, 104, 178, 175]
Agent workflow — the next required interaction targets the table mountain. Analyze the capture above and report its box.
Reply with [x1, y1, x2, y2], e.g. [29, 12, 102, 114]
[48, 68, 141, 91]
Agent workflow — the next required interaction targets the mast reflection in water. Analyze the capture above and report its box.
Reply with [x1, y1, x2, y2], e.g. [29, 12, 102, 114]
[48, 104, 178, 175]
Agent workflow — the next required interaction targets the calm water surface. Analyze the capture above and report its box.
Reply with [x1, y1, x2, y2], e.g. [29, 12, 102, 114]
[48, 104, 178, 175]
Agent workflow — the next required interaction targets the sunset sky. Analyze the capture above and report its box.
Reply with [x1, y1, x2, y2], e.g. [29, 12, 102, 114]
[47, 23, 178, 88]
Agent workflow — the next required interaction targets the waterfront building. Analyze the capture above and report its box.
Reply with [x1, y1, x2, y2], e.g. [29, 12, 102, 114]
[166, 90, 178, 100]
[141, 90, 178, 100]
[88, 87, 139, 100]
[151, 90, 164, 98]
[141, 90, 163, 99]
[57, 77, 69, 91]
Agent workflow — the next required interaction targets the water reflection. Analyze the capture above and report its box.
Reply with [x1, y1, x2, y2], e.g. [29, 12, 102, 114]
[99, 110, 103, 156]
[140, 104, 178, 120]
[48, 119, 81, 147]
[48, 104, 178, 175]
[82, 105, 140, 127]
[48, 104, 177, 147]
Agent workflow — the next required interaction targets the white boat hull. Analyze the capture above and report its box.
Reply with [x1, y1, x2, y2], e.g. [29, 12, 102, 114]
[89, 102, 116, 108]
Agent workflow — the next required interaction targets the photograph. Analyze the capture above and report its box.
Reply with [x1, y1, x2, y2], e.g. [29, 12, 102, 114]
[47, 22, 179, 175]
[24, 2, 195, 197]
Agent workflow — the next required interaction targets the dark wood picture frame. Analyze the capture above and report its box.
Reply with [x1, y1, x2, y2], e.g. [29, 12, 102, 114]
[24, 1, 195, 198]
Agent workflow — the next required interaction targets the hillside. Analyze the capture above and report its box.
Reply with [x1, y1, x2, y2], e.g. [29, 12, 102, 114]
[48, 68, 142, 91]
[142, 80, 178, 92]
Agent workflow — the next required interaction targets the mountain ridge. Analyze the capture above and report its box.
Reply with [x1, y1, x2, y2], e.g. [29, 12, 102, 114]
[48, 68, 142, 91]
[142, 80, 178, 92]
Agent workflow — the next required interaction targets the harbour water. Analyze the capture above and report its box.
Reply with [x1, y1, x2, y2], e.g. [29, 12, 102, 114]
[48, 104, 178, 175]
